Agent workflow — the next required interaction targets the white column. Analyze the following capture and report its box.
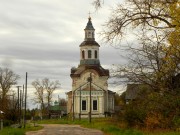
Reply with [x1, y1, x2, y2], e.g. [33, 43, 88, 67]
[85, 49, 88, 59]
[99, 97, 103, 113]
[92, 49, 95, 59]
[112, 97, 114, 112]
[106, 90, 108, 112]
[97, 50, 99, 59]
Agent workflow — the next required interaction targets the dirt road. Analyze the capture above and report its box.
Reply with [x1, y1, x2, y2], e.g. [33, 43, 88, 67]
[26, 124, 104, 135]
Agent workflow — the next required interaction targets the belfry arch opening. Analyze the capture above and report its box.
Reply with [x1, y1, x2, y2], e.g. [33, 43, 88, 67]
[95, 50, 98, 59]
[82, 50, 85, 59]
[88, 50, 91, 58]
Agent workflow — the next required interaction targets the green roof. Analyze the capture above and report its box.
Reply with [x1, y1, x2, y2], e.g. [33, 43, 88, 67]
[50, 105, 60, 111]
[49, 105, 67, 111]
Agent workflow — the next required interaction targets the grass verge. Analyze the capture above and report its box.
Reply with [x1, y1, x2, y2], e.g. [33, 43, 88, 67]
[0, 124, 43, 135]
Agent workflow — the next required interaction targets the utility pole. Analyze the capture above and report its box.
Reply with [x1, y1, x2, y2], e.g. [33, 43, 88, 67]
[88, 73, 92, 123]
[17, 86, 21, 125]
[72, 91, 75, 121]
[22, 85, 24, 127]
[12, 91, 15, 109]
[24, 72, 27, 128]
[0, 110, 4, 130]
[20, 90, 22, 126]
[79, 86, 81, 120]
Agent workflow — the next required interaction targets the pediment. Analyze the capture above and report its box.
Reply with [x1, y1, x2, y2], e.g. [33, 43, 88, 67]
[76, 82, 105, 92]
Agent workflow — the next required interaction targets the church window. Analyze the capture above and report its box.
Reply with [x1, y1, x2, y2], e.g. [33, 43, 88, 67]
[88, 32, 91, 37]
[82, 50, 85, 59]
[82, 100, 86, 110]
[88, 50, 91, 58]
[95, 50, 97, 59]
[93, 100, 98, 110]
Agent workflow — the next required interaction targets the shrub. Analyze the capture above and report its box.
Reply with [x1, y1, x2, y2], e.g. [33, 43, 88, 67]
[3, 119, 14, 127]
[145, 112, 162, 129]
[124, 103, 146, 127]
[172, 116, 180, 129]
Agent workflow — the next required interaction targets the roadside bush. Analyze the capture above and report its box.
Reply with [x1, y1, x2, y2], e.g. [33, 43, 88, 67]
[5, 109, 18, 122]
[172, 115, 180, 129]
[145, 112, 162, 129]
[3, 119, 14, 127]
[123, 91, 180, 130]
[26, 113, 32, 120]
[124, 103, 146, 127]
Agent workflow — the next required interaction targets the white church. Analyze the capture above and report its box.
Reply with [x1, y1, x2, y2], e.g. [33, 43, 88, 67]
[66, 17, 115, 118]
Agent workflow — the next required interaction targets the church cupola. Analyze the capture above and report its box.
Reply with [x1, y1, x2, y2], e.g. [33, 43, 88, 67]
[84, 17, 95, 41]
[79, 17, 100, 65]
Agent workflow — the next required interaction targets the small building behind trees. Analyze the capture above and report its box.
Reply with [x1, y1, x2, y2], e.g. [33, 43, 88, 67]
[125, 84, 151, 104]
[49, 100, 67, 118]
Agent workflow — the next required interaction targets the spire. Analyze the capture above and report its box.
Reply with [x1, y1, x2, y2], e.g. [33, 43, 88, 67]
[85, 12, 94, 30]
[84, 16, 95, 41]
[85, 17, 95, 30]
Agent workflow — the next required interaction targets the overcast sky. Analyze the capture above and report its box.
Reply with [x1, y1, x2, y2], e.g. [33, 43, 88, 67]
[0, 0, 130, 108]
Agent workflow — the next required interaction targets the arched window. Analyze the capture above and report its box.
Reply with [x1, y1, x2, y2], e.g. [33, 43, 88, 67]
[88, 50, 91, 58]
[95, 50, 98, 59]
[82, 50, 85, 59]
[88, 32, 91, 37]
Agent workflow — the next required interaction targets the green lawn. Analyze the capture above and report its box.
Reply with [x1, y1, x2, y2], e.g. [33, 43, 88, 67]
[0, 124, 43, 135]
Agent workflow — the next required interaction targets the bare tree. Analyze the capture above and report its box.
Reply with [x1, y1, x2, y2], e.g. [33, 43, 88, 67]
[32, 80, 45, 115]
[59, 98, 67, 106]
[110, 29, 180, 128]
[32, 78, 60, 119]
[92, 0, 103, 9]
[93, 0, 178, 43]
[112, 29, 179, 92]
[93, 0, 180, 91]
[0, 67, 20, 112]
[93, 0, 180, 128]
[43, 78, 60, 118]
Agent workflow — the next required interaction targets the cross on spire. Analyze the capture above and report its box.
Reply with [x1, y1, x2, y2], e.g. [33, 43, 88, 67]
[88, 11, 91, 20]
[88, 11, 91, 17]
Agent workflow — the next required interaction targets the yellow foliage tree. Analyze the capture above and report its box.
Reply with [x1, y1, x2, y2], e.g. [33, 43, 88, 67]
[160, 1, 180, 90]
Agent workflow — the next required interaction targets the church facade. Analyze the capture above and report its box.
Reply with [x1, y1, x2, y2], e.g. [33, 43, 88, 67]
[66, 17, 115, 118]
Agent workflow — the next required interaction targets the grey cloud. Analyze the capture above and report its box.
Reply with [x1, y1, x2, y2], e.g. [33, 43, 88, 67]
[0, 42, 79, 61]
[0, 0, 128, 109]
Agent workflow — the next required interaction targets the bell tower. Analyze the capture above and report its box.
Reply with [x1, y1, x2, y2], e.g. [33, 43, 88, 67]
[80, 17, 100, 65]
[67, 17, 115, 118]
